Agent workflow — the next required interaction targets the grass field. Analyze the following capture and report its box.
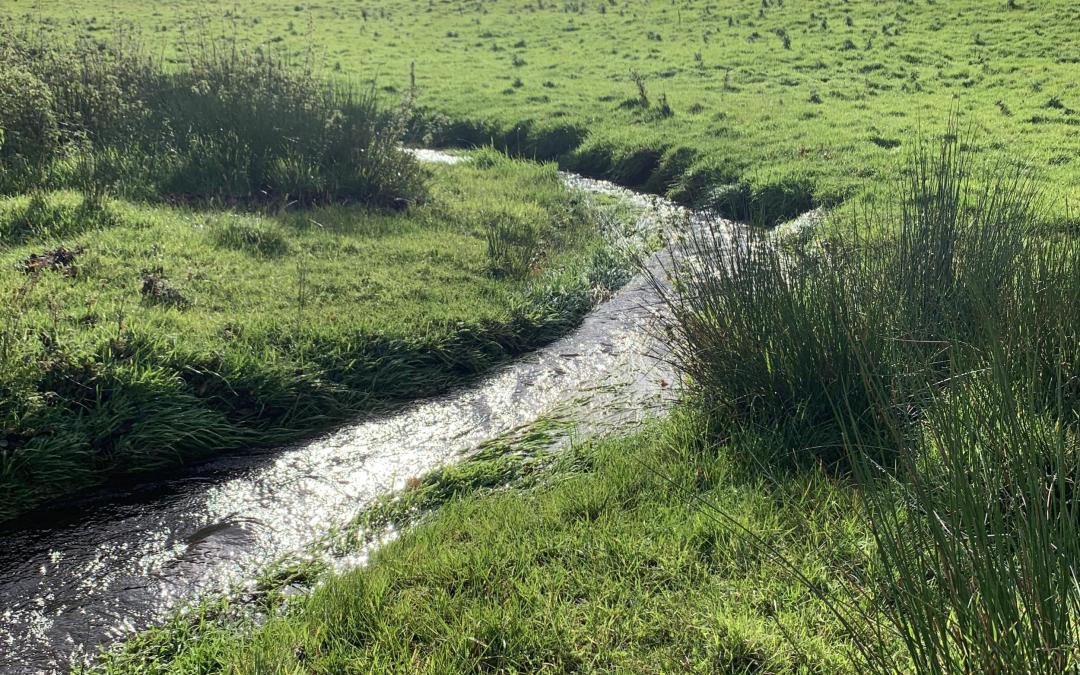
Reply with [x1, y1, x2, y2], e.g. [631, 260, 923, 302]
[5, 1, 1080, 673]
[7, 0, 1080, 225]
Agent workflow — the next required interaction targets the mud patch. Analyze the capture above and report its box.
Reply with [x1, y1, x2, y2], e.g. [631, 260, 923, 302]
[141, 268, 189, 308]
[21, 246, 84, 277]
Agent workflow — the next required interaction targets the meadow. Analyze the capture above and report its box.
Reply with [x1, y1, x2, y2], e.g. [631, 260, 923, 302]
[7, 0, 1080, 227]
[3, 0, 1080, 673]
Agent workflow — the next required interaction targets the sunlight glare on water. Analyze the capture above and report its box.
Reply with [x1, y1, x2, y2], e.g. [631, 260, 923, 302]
[0, 150, 710, 673]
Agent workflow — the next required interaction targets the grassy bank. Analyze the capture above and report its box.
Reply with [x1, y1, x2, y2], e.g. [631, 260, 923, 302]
[93, 413, 869, 673]
[0, 147, 643, 524]
[8, 1, 1080, 225]
[94, 134, 1080, 673]
[0, 26, 653, 523]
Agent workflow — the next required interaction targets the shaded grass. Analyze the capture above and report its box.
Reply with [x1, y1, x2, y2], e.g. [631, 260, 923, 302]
[843, 358, 1080, 674]
[0, 156, 638, 524]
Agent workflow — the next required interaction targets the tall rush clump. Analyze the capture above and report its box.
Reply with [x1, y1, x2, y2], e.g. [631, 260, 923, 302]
[0, 27, 425, 208]
[659, 121, 1080, 671]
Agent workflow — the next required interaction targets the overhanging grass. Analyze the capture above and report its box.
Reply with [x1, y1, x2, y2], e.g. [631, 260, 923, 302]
[0, 156, 636, 524]
[654, 129, 1080, 672]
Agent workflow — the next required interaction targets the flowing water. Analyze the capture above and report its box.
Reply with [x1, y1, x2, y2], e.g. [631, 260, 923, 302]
[0, 152, 703, 673]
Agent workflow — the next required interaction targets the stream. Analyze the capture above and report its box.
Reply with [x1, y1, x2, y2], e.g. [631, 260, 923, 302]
[0, 151, 703, 673]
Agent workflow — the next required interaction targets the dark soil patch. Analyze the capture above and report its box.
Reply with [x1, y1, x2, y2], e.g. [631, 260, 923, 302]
[21, 246, 84, 277]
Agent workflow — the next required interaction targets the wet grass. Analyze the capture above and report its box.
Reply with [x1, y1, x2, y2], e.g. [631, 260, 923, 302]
[0, 154, 638, 524]
[9, 1, 1080, 226]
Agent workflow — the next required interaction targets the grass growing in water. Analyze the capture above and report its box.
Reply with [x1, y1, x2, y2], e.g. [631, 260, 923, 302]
[92, 411, 868, 673]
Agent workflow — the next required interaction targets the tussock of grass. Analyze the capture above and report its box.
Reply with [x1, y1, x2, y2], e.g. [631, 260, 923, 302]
[0, 28, 423, 207]
[658, 129, 1080, 671]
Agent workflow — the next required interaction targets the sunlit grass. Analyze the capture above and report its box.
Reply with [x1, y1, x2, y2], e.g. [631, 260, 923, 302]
[9, 0, 1080, 224]
[0, 157, 627, 523]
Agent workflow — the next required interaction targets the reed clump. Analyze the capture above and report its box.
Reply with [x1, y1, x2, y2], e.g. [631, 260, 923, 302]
[0, 28, 424, 208]
[660, 122, 1080, 671]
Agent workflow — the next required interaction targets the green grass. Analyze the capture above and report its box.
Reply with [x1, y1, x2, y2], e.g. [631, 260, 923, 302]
[7, 1, 1080, 225]
[7, 2, 1080, 671]
[0, 153, 635, 524]
[94, 133, 1080, 674]
[92, 412, 873, 674]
